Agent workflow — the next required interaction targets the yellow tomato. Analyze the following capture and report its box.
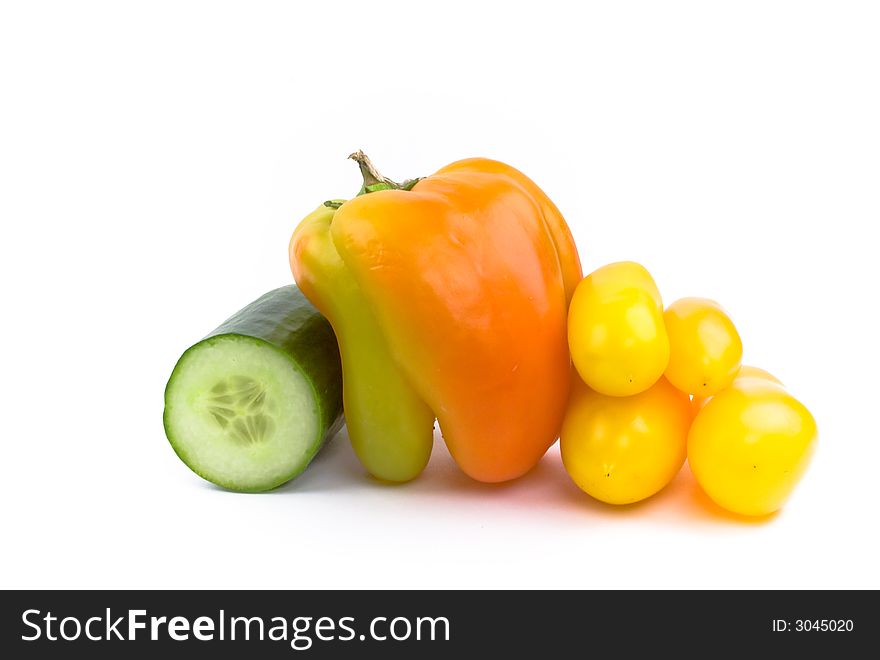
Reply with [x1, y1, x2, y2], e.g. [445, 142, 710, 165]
[561, 377, 691, 504]
[664, 297, 742, 397]
[688, 379, 817, 516]
[567, 261, 669, 396]
[692, 365, 782, 412]
[734, 365, 783, 387]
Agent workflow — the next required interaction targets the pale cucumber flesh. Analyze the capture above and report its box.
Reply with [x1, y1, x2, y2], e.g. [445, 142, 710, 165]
[163, 286, 343, 492]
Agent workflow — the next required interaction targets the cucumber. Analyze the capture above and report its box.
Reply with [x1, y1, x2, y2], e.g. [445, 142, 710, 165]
[163, 285, 343, 492]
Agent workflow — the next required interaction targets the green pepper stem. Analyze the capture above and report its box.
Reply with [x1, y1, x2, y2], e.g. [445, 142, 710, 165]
[349, 150, 397, 188]
[348, 150, 422, 196]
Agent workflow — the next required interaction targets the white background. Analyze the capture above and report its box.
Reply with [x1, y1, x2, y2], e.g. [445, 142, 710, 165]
[1, 1, 878, 589]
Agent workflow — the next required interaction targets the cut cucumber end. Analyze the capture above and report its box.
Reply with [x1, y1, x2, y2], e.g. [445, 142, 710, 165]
[164, 334, 322, 492]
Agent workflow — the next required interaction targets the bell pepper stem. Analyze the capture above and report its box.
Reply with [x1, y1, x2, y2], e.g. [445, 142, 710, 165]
[348, 150, 422, 196]
[325, 151, 421, 207]
[349, 150, 396, 188]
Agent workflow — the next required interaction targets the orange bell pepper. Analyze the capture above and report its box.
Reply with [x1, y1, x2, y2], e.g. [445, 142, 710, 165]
[290, 152, 581, 483]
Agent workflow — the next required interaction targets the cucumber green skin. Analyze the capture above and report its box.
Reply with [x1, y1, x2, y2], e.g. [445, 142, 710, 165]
[163, 285, 344, 492]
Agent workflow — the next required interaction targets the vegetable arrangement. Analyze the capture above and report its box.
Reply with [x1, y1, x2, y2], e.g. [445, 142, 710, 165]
[164, 152, 817, 517]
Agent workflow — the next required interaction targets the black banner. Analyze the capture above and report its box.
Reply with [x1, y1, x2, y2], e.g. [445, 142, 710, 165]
[0, 590, 873, 657]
